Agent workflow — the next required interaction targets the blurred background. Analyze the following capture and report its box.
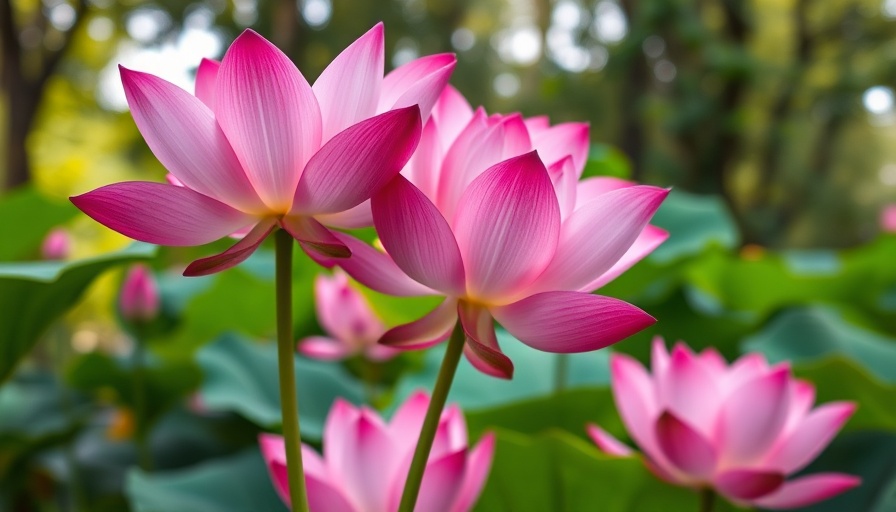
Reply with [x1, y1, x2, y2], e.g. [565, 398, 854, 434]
[4, 0, 896, 247]
[4, 1, 896, 512]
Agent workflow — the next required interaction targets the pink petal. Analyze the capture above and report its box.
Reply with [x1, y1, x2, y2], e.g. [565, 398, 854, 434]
[657, 344, 723, 437]
[548, 156, 578, 221]
[120, 66, 262, 213]
[650, 336, 671, 380]
[499, 114, 532, 159]
[320, 232, 435, 297]
[431, 85, 474, 149]
[371, 175, 465, 296]
[315, 200, 374, 229]
[531, 121, 589, 172]
[714, 469, 785, 501]
[526, 186, 668, 294]
[491, 291, 655, 353]
[194, 58, 219, 109]
[414, 449, 468, 512]
[751, 473, 861, 509]
[435, 110, 509, 219]
[584, 225, 669, 290]
[453, 152, 561, 302]
[431, 405, 469, 458]
[378, 53, 457, 120]
[716, 366, 792, 465]
[587, 424, 634, 457]
[379, 299, 458, 349]
[183, 218, 275, 276]
[341, 410, 400, 510]
[764, 402, 855, 473]
[610, 354, 663, 461]
[404, 118, 442, 201]
[306, 473, 358, 512]
[314, 271, 384, 345]
[298, 336, 353, 360]
[216, 29, 321, 212]
[389, 391, 430, 445]
[313, 23, 384, 141]
[279, 215, 351, 258]
[459, 302, 514, 379]
[780, 379, 816, 433]
[450, 433, 496, 512]
[294, 106, 422, 215]
[574, 176, 635, 209]
[70, 182, 253, 246]
[523, 115, 550, 135]
[323, 399, 359, 472]
[655, 411, 718, 480]
[724, 352, 770, 393]
[258, 433, 290, 506]
[365, 344, 399, 362]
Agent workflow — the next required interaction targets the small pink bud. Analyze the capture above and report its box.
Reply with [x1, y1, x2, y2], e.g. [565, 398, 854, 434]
[881, 204, 896, 232]
[41, 228, 71, 260]
[119, 264, 160, 322]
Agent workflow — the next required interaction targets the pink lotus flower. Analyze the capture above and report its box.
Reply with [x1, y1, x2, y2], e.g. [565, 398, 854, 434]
[588, 337, 860, 509]
[119, 264, 160, 322]
[260, 392, 494, 512]
[298, 270, 396, 361]
[71, 24, 455, 276]
[41, 227, 71, 260]
[323, 87, 668, 378]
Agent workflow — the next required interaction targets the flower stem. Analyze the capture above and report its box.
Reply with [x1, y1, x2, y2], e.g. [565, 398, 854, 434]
[698, 487, 716, 512]
[397, 319, 465, 512]
[553, 353, 569, 394]
[275, 229, 309, 512]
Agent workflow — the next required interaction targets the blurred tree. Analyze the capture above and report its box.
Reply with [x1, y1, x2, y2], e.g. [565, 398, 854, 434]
[4, 0, 896, 247]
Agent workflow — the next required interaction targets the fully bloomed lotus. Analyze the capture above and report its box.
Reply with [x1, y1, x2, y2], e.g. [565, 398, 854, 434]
[260, 392, 494, 512]
[71, 24, 455, 275]
[298, 270, 396, 361]
[588, 337, 860, 509]
[325, 87, 668, 378]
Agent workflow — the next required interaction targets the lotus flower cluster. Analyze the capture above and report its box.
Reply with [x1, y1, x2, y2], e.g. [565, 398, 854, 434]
[326, 87, 669, 378]
[70, 24, 455, 276]
[260, 392, 494, 512]
[299, 270, 395, 361]
[588, 337, 860, 509]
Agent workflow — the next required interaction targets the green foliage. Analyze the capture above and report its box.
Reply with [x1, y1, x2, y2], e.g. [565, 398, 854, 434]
[473, 429, 728, 512]
[0, 187, 76, 261]
[66, 352, 200, 427]
[745, 307, 896, 383]
[196, 334, 364, 439]
[126, 449, 287, 512]
[393, 330, 610, 413]
[0, 243, 156, 383]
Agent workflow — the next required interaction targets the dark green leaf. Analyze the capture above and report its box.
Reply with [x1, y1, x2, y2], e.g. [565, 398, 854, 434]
[0, 243, 156, 383]
[126, 449, 287, 512]
[0, 187, 76, 261]
[196, 334, 364, 439]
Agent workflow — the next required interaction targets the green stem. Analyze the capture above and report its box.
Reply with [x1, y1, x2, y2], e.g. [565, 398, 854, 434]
[698, 487, 716, 512]
[361, 360, 379, 406]
[397, 320, 465, 512]
[131, 327, 152, 471]
[275, 229, 309, 512]
[553, 353, 569, 394]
